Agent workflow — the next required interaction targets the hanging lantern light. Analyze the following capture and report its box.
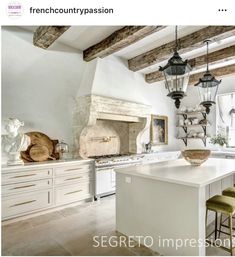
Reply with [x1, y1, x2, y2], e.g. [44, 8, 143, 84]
[159, 26, 192, 109]
[194, 40, 221, 114]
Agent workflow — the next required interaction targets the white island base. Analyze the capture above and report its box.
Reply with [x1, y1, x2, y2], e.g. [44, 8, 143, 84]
[115, 158, 235, 256]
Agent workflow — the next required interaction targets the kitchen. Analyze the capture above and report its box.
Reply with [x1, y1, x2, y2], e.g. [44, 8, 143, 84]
[1, 25, 235, 256]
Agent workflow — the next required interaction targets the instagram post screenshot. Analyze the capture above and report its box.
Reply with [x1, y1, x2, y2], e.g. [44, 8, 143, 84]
[0, 0, 235, 256]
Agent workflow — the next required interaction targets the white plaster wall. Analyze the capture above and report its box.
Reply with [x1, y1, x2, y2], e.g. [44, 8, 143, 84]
[4, 27, 233, 155]
[1, 27, 86, 154]
[90, 55, 235, 151]
[91, 56, 179, 151]
[181, 75, 235, 149]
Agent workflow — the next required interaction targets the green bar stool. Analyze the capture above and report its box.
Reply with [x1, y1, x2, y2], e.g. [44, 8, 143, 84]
[220, 187, 235, 234]
[223, 187, 235, 198]
[206, 195, 235, 256]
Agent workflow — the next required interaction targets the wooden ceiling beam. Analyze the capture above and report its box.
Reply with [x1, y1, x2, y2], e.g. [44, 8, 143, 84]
[129, 26, 235, 72]
[145, 45, 235, 83]
[33, 26, 70, 49]
[189, 64, 235, 85]
[83, 26, 165, 62]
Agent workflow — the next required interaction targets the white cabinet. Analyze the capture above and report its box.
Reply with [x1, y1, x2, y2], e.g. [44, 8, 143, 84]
[2, 168, 53, 185]
[54, 162, 94, 206]
[2, 159, 95, 221]
[2, 179, 53, 195]
[2, 190, 53, 219]
[206, 175, 234, 201]
[55, 182, 93, 205]
[221, 175, 234, 190]
[209, 181, 222, 197]
[55, 164, 92, 176]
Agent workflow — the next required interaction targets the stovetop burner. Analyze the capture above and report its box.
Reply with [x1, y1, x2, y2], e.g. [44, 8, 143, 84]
[90, 154, 130, 159]
[90, 153, 144, 168]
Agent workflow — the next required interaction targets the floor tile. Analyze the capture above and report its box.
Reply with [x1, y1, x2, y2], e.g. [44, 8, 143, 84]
[27, 211, 64, 228]
[3, 195, 230, 256]
[2, 220, 32, 234]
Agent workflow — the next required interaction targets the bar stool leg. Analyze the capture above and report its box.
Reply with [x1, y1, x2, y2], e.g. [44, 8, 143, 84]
[229, 214, 233, 256]
[219, 213, 223, 238]
[215, 212, 218, 240]
[206, 208, 208, 229]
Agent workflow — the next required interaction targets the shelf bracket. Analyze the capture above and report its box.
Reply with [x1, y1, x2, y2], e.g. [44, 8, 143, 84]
[201, 138, 207, 147]
[202, 113, 207, 119]
[182, 138, 187, 146]
[202, 126, 207, 135]
[182, 126, 187, 134]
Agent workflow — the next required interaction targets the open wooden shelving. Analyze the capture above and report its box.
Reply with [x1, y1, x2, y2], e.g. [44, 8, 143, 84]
[177, 136, 208, 147]
[177, 111, 207, 120]
[176, 124, 210, 134]
[177, 110, 209, 146]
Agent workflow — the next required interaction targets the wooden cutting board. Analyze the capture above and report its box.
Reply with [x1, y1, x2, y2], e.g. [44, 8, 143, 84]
[26, 132, 54, 155]
[29, 145, 51, 162]
[21, 132, 59, 162]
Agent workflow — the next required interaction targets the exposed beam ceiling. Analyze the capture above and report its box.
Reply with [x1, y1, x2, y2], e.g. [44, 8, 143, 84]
[83, 26, 165, 62]
[129, 26, 235, 72]
[189, 64, 235, 85]
[33, 26, 70, 49]
[145, 45, 235, 83]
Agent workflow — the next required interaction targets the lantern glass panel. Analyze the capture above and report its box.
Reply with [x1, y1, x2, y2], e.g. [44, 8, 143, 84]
[197, 83, 218, 103]
[164, 70, 190, 93]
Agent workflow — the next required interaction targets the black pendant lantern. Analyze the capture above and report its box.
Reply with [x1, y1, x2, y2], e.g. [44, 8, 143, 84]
[194, 40, 221, 114]
[159, 26, 192, 109]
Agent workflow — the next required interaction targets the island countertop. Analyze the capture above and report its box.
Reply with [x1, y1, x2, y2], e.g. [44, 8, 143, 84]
[115, 158, 235, 188]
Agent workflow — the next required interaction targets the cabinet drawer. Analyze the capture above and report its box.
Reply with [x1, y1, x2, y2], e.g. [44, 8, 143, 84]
[55, 182, 93, 205]
[2, 169, 53, 185]
[2, 179, 52, 196]
[55, 172, 93, 186]
[2, 190, 52, 219]
[55, 164, 93, 177]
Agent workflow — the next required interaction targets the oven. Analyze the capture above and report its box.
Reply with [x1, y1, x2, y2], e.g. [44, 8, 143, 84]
[94, 155, 143, 199]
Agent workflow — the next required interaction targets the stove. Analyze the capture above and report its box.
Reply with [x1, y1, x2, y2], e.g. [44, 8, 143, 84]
[92, 153, 144, 199]
[91, 154, 144, 168]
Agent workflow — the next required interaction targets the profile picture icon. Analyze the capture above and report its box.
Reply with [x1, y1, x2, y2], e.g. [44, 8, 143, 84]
[7, 2, 23, 18]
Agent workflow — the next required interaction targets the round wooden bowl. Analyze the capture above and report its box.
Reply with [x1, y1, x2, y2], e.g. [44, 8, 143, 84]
[182, 149, 211, 166]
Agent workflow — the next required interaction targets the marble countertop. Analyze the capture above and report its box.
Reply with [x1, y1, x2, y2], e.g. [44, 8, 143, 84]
[1, 158, 94, 171]
[115, 158, 235, 188]
[211, 150, 235, 156]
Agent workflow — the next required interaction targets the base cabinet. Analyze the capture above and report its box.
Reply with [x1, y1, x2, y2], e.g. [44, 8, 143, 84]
[55, 182, 93, 205]
[1, 160, 95, 221]
[2, 190, 53, 219]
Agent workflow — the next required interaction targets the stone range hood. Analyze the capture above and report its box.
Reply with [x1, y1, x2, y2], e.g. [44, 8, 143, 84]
[73, 95, 152, 158]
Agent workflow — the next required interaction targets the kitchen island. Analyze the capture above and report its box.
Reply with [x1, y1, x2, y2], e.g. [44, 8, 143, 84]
[115, 158, 235, 256]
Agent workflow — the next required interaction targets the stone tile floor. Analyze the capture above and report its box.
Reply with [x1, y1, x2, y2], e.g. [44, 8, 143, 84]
[2, 195, 158, 256]
[1, 195, 233, 256]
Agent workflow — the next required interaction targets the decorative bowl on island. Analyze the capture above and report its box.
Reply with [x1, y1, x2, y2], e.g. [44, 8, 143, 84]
[182, 149, 211, 166]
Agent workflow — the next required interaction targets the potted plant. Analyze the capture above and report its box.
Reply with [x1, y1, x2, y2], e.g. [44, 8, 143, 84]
[210, 134, 227, 150]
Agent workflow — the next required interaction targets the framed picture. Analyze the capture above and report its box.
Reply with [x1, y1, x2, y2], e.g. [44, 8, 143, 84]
[151, 115, 168, 145]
